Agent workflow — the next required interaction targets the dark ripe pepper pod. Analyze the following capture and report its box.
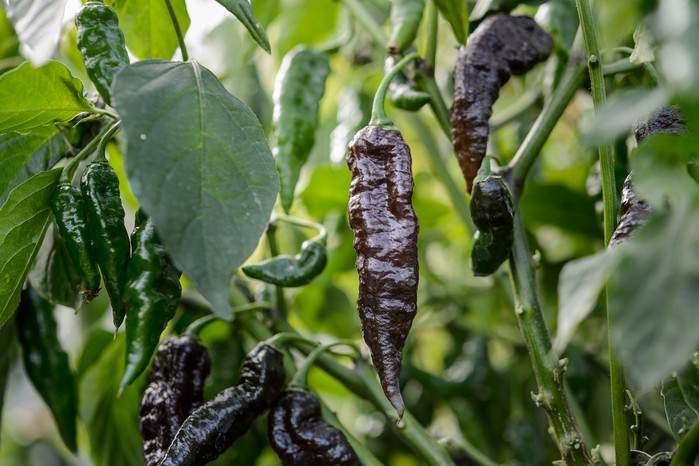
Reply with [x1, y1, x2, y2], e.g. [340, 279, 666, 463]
[157, 342, 286, 466]
[75, 1, 130, 105]
[16, 287, 79, 453]
[385, 55, 431, 112]
[241, 234, 327, 287]
[120, 214, 182, 389]
[50, 182, 102, 301]
[140, 336, 211, 466]
[386, 0, 426, 54]
[268, 389, 361, 466]
[346, 125, 419, 418]
[80, 161, 130, 328]
[450, 14, 553, 193]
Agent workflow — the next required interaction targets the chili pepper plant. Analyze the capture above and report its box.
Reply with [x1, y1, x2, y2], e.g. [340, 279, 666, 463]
[1, 0, 699, 465]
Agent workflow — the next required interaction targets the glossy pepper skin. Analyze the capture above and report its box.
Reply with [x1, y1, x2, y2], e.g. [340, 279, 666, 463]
[158, 343, 286, 466]
[120, 214, 182, 388]
[241, 236, 327, 287]
[387, 0, 425, 53]
[385, 56, 431, 111]
[346, 125, 419, 418]
[268, 390, 361, 466]
[140, 337, 210, 466]
[273, 46, 331, 213]
[75, 1, 129, 105]
[16, 287, 79, 453]
[81, 161, 130, 328]
[450, 14, 553, 192]
[50, 182, 101, 300]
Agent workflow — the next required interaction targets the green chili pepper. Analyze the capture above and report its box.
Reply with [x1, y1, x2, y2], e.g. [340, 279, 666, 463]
[81, 161, 130, 328]
[387, 0, 426, 53]
[273, 46, 331, 213]
[119, 213, 182, 389]
[75, 1, 129, 105]
[50, 182, 101, 301]
[16, 287, 78, 453]
[385, 56, 431, 111]
[241, 233, 327, 287]
[469, 161, 514, 276]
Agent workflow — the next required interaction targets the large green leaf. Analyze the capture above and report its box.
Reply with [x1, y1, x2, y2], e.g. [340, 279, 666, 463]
[111, 0, 190, 60]
[3, 0, 68, 64]
[112, 60, 278, 319]
[662, 370, 699, 441]
[0, 168, 61, 330]
[213, 0, 271, 53]
[433, 0, 468, 44]
[0, 61, 92, 133]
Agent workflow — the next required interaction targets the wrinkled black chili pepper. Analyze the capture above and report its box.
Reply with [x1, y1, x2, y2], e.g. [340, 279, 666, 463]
[450, 14, 553, 192]
[268, 389, 361, 466]
[634, 106, 687, 144]
[157, 342, 285, 466]
[140, 336, 210, 466]
[346, 125, 419, 418]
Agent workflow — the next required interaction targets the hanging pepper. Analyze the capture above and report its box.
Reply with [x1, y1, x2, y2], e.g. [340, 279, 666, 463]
[387, 0, 426, 54]
[347, 53, 421, 418]
[450, 14, 553, 192]
[50, 182, 101, 301]
[140, 336, 210, 466]
[273, 46, 331, 213]
[81, 161, 130, 328]
[75, 1, 130, 105]
[16, 287, 79, 453]
[157, 342, 285, 466]
[469, 160, 514, 275]
[385, 56, 431, 111]
[119, 212, 182, 389]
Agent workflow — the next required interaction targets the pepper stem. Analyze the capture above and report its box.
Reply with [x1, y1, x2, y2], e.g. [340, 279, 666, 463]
[163, 0, 189, 61]
[265, 332, 317, 349]
[369, 52, 422, 128]
[60, 121, 120, 182]
[288, 340, 360, 389]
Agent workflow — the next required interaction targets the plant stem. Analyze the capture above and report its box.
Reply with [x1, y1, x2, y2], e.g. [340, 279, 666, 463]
[370, 52, 422, 127]
[61, 121, 119, 182]
[424, 0, 438, 70]
[265, 223, 287, 317]
[415, 70, 452, 139]
[163, 0, 188, 61]
[508, 209, 593, 466]
[575, 3, 625, 466]
[669, 420, 699, 466]
[341, 0, 388, 46]
[490, 89, 541, 131]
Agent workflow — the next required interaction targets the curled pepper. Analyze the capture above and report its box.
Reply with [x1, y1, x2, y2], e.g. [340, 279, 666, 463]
[385, 56, 431, 112]
[387, 0, 425, 54]
[81, 161, 130, 328]
[158, 342, 286, 466]
[16, 287, 79, 453]
[140, 336, 210, 466]
[50, 182, 101, 301]
[450, 14, 553, 192]
[75, 1, 130, 105]
[273, 46, 331, 213]
[347, 54, 421, 417]
[120, 212, 182, 389]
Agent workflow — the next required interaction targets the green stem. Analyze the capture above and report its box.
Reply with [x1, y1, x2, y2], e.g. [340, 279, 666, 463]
[95, 120, 121, 161]
[669, 420, 699, 466]
[341, 0, 388, 46]
[370, 52, 422, 127]
[184, 301, 272, 336]
[490, 89, 542, 131]
[163, 0, 189, 61]
[508, 209, 593, 466]
[575, 3, 625, 466]
[424, 0, 438, 70]
[272, 215, 327, 243]
[61, 121, 119, 182]
[289, 341, 359, 389]
[265, 224, 288, 317]
[414, 71, 452, 138]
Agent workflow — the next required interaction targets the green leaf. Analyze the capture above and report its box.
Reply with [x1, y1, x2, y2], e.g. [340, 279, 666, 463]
[630, 23, 655, 64]
[3, 0, 69, 64]
[112, 60, 278, 319]
[111, 0, 190, 60]
[611, 200, 699, 391]
[79, 335, 145, 466]
[0, 317, 16, 440]
[662, 371, 699, 441]
[0, 61, 93, 133]
[28, 223, 82, 309]
[0, 168, 61, 330]
[213, 0, 271, 53]
[275, 0, 338, 55]
[432, 0, 468, 45]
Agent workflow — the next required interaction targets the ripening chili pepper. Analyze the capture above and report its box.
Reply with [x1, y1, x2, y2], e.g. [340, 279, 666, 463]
[469, 161, 514, 276]
[157, 342, 286, 466]
[50, 182, 101, 301]
[387, 0, 425, 54]
[385, 56, 431, 111]
[241, 230, 327, 287]
[268, 390, 361, 466]
[75, 1, 129, 105]
[634, 106, 687, 143]
[140, 336, 210, 466]
[16, 287, 79, 453]
[347, 53, 421, 418]
[451, 14, 553, 193]
[273, 46, 331, 214]
[119, 213, 182, 389]
[81, 161, 130, 328]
